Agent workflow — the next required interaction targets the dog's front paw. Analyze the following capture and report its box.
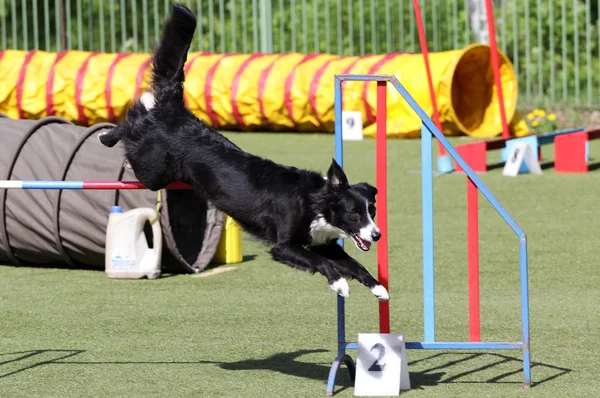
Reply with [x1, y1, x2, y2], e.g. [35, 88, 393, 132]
[330, 278, 350, 298]
[370, 285, 389, 301]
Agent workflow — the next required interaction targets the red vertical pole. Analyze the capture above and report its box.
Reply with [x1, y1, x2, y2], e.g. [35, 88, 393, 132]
[377, 81, 390, 334]
[467, 177, 481, 342]
[413, 0, 446, 156]
[484, 0, 510, 140]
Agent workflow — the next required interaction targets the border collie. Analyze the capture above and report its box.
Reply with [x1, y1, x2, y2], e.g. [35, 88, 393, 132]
[99, 3, 389, 301]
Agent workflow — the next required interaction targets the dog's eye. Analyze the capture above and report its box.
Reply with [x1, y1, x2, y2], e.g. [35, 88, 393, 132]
[350, 211, 359, 218]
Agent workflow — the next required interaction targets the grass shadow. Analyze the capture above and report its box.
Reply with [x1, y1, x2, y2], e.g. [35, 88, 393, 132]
[1, 349, 571, 392]
[29, 348, 351, 392]
[486, 162, 506, 172]
[0, 349, 85, 379]
[540, 161, 555, 170]
[204, 349, 353, 392]
[408, 352, 572, 389]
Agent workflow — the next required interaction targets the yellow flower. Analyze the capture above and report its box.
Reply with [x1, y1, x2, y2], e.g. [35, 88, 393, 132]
[532, 120, 539, 127]
[548, 113, 556, 121]
[527, 113, 534, 120]
[536, 109, 546, 117]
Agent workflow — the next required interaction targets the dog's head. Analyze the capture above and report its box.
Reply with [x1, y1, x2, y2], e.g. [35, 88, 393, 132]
[324, 158, 381, 251]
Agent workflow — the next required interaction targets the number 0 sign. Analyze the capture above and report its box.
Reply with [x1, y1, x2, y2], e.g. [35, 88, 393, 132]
[354, 333, 411, 396]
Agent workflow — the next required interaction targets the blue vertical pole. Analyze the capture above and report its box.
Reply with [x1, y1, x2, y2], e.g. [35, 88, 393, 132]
[327, 76, 350, 397]
[421, 123, 435, 342]
[520, 234, 531, 388]
[334, 79, 344, 171]
[334, 78, 345, 353]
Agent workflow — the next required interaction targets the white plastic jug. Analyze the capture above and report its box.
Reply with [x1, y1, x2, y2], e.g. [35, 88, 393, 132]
[104, 206, 163, 279]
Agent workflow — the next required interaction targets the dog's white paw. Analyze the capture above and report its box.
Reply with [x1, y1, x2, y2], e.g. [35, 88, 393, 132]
[371, 285, 389, 301]
[140, 92, 155, 110]
[330, 278, 350, 298]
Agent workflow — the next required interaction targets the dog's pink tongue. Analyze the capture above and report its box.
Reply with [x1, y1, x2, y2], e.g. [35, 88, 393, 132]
[356, 236, 371, 250]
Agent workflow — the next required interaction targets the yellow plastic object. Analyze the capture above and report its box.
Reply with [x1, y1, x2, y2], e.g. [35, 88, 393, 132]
[0, 46, 528, 138]
[0, 49, 151, 124]
[212, 216, 243, 265]
[361, 43, 529, 138]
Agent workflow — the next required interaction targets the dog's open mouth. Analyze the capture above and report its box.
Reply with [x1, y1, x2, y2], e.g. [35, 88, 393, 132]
[351, 234, 372, 251]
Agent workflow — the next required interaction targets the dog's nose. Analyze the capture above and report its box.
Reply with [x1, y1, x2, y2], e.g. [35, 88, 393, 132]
[371, 230, 381, 242]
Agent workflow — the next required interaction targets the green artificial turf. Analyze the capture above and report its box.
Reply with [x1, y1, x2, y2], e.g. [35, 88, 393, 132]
[1, 133, 599, 397]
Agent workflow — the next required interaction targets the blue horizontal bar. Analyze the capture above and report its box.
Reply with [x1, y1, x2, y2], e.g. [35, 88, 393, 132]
[341, 342, 358, 350]
[21, 181, 84, 189]
[335, 74, 393, 82]
[536, 127, 585, 146]
[341, 341, 523, 350]
[405, 342, 523, 350]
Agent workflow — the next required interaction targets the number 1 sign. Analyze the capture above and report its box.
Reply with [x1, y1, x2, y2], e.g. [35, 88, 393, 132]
[354, 333, 411, 396]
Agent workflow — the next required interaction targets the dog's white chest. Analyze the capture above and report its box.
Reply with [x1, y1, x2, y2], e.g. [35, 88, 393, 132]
[309, 216, 347, 246]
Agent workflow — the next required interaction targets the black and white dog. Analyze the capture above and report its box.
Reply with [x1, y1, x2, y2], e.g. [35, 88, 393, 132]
[99, 3, 389, 301]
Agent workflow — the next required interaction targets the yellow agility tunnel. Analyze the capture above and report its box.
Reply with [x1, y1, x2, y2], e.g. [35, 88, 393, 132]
[0, 45, 529, 138]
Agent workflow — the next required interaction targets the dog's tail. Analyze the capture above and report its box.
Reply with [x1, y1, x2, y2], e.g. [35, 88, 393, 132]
[151, 3, 197, 104]
[98, 3, 196, 148]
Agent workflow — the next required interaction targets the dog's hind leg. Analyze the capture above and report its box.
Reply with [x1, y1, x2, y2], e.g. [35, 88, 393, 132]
[270, 242, 350, 297]
[310, 243, 389, 301]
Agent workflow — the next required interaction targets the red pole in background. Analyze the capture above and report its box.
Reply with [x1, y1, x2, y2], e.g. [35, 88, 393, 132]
[484, 0, 510, 140]
[467, 177, 481, 342]
[412, 0, 447, 157]
[376, 81, 390, 334]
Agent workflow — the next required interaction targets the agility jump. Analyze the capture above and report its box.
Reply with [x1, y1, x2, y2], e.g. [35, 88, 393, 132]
[327, 73, 531, 396]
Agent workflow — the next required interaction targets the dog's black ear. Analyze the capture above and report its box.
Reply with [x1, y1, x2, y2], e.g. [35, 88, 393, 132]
[354, 182, 378, 201]
[327, 158, 349, 188]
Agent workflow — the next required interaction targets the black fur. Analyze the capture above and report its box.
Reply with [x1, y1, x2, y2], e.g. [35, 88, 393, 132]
[99, 3, 388, 300]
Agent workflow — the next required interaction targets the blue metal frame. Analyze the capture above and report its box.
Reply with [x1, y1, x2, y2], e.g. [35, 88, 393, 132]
[421, 122, 435, 342]
[326, 74, 531, 396]
[326, 77, 357, 396]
